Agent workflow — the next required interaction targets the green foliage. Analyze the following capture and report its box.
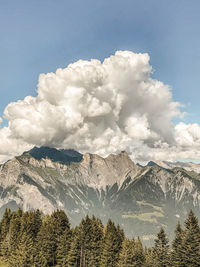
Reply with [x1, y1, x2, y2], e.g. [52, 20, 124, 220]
[144, 248, 157, 267]
[0, 208, 12, 259]
[90, 216, 104, 266]
[118, 238, 136, 267]
[181, 210, 200, 266]
[171, 222, 185, 266]
[118, 237, 145, 267]
[68, 215, 104, 267]
[101, 219, 124, 267]
[36, 215, 58, 266]
[56, 226, 72, 266]
[0, 209, 199, 266]
[153, 227, 170, 267]
[67, 227, 81, 267]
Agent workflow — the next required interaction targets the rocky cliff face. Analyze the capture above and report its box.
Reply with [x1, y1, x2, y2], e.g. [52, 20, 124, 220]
[0, 149, 140, 219]
[148, 160, 200, 173]
[0, 147, 200, 243]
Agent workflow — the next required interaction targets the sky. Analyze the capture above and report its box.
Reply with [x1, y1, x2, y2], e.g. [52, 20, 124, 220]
[0, 0, 200, 163]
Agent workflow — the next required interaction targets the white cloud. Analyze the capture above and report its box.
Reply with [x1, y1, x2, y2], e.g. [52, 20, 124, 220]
[175, 122, 200, 148]
[0, 126, 32, 162]
[0, 50, 199, 163]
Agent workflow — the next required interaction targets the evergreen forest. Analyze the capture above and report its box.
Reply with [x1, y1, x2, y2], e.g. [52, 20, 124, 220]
[0, 208, 200, 266]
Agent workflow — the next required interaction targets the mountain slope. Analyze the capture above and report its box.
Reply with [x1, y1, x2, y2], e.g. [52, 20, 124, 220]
[24, 146, 83, 164]
[0, 147, 200, 244]
[147, 160, 200, 173]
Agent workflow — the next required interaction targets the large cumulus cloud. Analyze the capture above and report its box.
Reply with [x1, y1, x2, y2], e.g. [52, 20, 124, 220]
[0, 51, 200, 163]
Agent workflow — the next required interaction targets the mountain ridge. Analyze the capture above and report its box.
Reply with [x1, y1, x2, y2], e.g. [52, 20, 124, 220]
[146, 160, 200, 173]
[1, 146, 200, 243]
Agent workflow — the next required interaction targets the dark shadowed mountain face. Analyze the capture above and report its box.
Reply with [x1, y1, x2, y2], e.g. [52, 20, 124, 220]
[24, 146, 83, 164]
[1, 146, 200, 244]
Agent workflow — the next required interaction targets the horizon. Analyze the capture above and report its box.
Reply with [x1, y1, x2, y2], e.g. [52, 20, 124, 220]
[2, 145, 200, 166]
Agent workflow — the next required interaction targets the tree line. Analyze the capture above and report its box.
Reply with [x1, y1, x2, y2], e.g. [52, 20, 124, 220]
[0, 208, 200, 266]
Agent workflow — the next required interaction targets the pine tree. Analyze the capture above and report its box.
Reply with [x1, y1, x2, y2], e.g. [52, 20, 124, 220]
[181, 210, 200, 266]
[15, 232, 35, 267]
[144, 247, 157, 267]
[51, 209, 70, 238]
[56, 227, 72, 266]
[31, 209, 42, 238]
[89, 216, 104, 266]
[78, 215, 93, 266]
[0, 208, 12, 241]
[76, 215, 101, 266]
[12, 210, 41, 266]
[36, 215, 57, 266]
[153, 227, 170, 267]
[52, 210, 71, 264]
[7, 209, 23, 265]
[118, 238, 135, 267]
[0, 208, 12, 259]
[67, 216, 104, 267]
[35, 210, 71, 266]
[171, 222, 184, 266]
[101, 219, 124, 267]
[116, 224, 125, 248]
[67, 227, 81, 267]
[3, 208, 200, 267]
[132, 237, 146, 266]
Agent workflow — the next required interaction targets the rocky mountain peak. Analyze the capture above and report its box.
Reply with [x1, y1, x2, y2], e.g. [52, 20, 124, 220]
[149, 160, 200, 173]
[24, 146, 82, 165]
[106, 150, 132, 161]
[80, 151, 140, 189]
[0, 146, 200, 243]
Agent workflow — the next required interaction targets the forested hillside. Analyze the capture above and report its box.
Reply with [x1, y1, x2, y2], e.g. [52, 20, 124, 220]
[0, 209, 200, 266]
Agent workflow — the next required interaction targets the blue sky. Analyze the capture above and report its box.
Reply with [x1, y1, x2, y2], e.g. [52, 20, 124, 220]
[0, 0, 200, 163]
[0, 0, 200, 124]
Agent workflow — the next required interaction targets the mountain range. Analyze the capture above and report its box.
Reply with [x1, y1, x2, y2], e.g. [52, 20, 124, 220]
[0, 146, 200, 244]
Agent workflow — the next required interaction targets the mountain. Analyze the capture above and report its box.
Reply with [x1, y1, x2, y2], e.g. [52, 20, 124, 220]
[24, 146, 83, 164]
[1, 147, 200, 244]
[147, 160, 200, 173]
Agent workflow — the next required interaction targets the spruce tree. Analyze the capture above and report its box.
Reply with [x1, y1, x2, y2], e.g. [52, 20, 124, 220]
[171, 222, 184, 266]
[0, 208, 12, 241]
[89, 216, 104, 266]
[181, 210, 200, 266]
[56, 226, 72, 266]
[12, 210, 41, 266]
[73, 215, 101, 266]
[119, 237, 145, 267]
[31, 209, 42, 238]
[68, 216, 104, 267]
[15, 232, 35, 267]
[101, 219, 124, 267]
[153, 227, 170, 267]
[52, 209, 71, 264]
[7, 209, 23, 265]
[51, 209, 70, 238]
[4, 208, 200, 267]
[144, 248, 157, 267]
[79, 215, 93, 266]
[118, 238, 135, 267]
[132, 237, 146, 266]
[67, 227, 81, 267]
[0, 208, 12, 259]
[35, 210, 70, 266]
[36, 215, 58, 266]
